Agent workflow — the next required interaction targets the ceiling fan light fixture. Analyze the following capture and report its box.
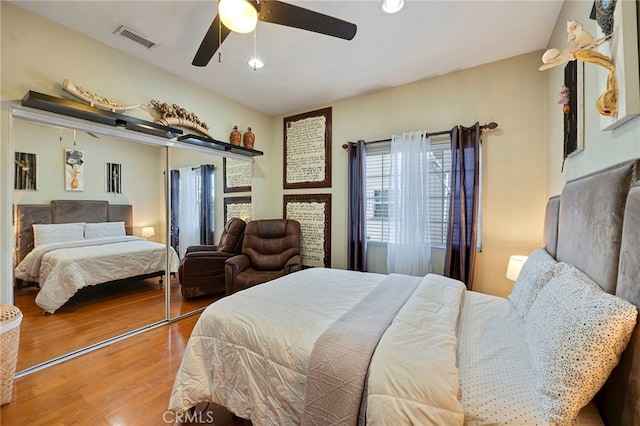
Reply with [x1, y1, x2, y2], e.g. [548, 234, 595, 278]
[219, 0, 258, 33]
[382, 0, 404, 14]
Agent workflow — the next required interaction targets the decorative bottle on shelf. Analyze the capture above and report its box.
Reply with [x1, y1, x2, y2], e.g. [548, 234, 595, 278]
[230, 125, 241, 146]
[243, 127, 255, 150]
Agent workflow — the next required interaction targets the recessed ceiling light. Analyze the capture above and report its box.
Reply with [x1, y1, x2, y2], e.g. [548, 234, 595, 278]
[382, 0, 404, 14]
[248, 58, 264, 70]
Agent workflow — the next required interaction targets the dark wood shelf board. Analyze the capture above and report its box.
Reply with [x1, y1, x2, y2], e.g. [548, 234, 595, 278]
[177, 134, 264, 157]
[21, 90, 183, 139]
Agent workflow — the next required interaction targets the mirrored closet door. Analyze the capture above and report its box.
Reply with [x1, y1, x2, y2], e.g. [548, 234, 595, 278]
[9, 106, 255, 373]
[11, 115, 170, 373]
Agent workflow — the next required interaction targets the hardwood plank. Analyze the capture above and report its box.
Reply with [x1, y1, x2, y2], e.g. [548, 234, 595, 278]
[14, 276, 220, 372]
[0, 313, 250, 425]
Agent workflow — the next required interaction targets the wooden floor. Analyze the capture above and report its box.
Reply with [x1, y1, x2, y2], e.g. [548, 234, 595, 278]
[14, 275, 220, 372]
[0, 313, 251, 426]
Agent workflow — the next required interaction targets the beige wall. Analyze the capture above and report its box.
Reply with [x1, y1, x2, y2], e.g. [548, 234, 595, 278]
[545, 0, 640, 196]
[270, 52, 549, 297]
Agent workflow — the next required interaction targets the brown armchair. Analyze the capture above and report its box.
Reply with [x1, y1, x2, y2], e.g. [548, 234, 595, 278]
[225, 219, 303, 295]
[178, 218, 246, 299]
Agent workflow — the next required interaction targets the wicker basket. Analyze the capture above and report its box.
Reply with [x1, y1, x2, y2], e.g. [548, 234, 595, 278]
[0, 305, 22, 406]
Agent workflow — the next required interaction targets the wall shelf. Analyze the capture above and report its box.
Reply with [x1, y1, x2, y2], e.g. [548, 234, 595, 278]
[20, 91, 264, 158]
[177, 134, 264, 157]
[21, 91, 183, 139]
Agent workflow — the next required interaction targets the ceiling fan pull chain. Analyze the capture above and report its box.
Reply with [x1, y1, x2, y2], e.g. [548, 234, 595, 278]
[253, 28, 257, 71]
[218, 15, 223, 63]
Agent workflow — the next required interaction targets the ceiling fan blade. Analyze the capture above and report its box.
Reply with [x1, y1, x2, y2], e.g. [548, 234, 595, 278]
[258, 0, 357, 41]
[192, 14, 232, 67]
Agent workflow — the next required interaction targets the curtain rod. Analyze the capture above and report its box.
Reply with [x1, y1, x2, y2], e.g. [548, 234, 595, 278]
[341, 122, 498, 149]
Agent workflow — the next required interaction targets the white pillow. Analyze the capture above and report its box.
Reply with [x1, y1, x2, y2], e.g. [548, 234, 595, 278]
[524, 264, 638, 426]
[84, 221, 126, 239]
[33, 222, 85, 246]
[508, 247, 562, 318]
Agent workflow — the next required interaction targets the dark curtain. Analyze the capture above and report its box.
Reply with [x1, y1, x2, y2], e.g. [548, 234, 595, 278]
[444, 123, 481, 289]
[200, 164, 215, 245]
[347, 140, 368, 271]
[170, 170, 180, 256]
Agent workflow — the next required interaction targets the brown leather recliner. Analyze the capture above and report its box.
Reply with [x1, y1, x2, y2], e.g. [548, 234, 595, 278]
[225, 219, 302, 295]
[178, 218, 246, 299]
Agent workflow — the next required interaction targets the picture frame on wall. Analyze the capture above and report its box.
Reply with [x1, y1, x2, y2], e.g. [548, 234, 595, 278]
[107, 162, 122, 193]
[224, 196, 252, 224]
[561, 61, 585, 170]
[283, 193, 331, 268]
[283, 107, 332, 189]
[223, 157, 252, 193]
[14, 152, 37, 191]
[594, 0, 640, 130]
[64, 148, 84, 191]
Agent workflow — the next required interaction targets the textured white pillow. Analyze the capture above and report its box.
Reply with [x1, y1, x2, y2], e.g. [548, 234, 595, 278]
[33, 222, 85, 246]
[84, 221, 126, 239]
[525, 264, 638, 426]
[508, 247, 562, 318]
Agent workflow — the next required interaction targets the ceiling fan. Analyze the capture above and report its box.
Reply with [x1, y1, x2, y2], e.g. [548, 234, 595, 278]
[192, 0, 357, 67]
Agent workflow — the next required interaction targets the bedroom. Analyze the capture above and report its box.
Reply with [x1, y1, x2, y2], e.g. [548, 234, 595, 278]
[1, 0, 640, 424]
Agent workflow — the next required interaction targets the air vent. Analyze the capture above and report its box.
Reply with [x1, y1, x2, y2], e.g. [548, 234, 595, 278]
[113, 25, 158, 49]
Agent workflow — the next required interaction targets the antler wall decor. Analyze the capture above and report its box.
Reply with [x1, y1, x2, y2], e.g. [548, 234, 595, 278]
[62, 79, 139, 112]
[150, 100, 214, 140]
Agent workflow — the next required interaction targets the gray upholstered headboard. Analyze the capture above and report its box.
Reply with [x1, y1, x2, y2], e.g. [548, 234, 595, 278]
[14, 200, 133, 264]
[542, 195, 560, 258]
[544, 159, 640, 425]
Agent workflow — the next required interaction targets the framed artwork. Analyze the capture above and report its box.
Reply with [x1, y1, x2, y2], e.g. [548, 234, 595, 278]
[223, 157, 252, 193]
[224, 196, 252, 224]
[14, 152, 37, 190]
[107, 162, 122, 193]
[283, 107, 332, 189]
[283, 194, 331, 268]
[64, 149, 84, 191]
[561, 61, 584, 170]
[594, 0, 640, 130]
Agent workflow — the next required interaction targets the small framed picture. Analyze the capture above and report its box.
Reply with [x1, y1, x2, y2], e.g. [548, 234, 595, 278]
[14, 152, 37, 190]
[64, 149, 84, 191]
[107, 162, 122, 193]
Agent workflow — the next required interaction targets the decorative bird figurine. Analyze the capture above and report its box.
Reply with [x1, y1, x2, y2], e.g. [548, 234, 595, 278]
[567, 20, 596, 48]
[566, 20, 611, 49]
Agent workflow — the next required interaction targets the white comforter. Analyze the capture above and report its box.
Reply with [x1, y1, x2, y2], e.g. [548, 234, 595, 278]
[15, 236, 179, 313]
[169, 268, 465, 425]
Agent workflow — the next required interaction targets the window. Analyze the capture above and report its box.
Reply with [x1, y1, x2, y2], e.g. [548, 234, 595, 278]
[365, 139, 462, 247]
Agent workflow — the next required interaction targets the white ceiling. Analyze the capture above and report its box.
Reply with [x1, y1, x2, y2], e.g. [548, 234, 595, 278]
[11, 0, 563, 116]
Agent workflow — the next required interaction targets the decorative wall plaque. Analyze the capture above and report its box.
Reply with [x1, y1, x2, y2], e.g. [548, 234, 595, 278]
[223, 158, 252, 193]
[283, 194, 331, 268]
[224, 196, 252, 224]
[283, 107, 332, 189]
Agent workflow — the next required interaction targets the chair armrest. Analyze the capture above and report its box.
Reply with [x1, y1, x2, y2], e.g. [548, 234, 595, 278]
[185, 245, 218, 254]
[225, 254, 250, 294]
[185, 251, 235, 260]
[179, 251, 233, 284]
[284, 254, 303, 274]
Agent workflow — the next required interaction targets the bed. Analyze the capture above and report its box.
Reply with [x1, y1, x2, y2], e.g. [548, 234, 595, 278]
[169, 159, 640, 426]
[13, 200, 179, 314]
